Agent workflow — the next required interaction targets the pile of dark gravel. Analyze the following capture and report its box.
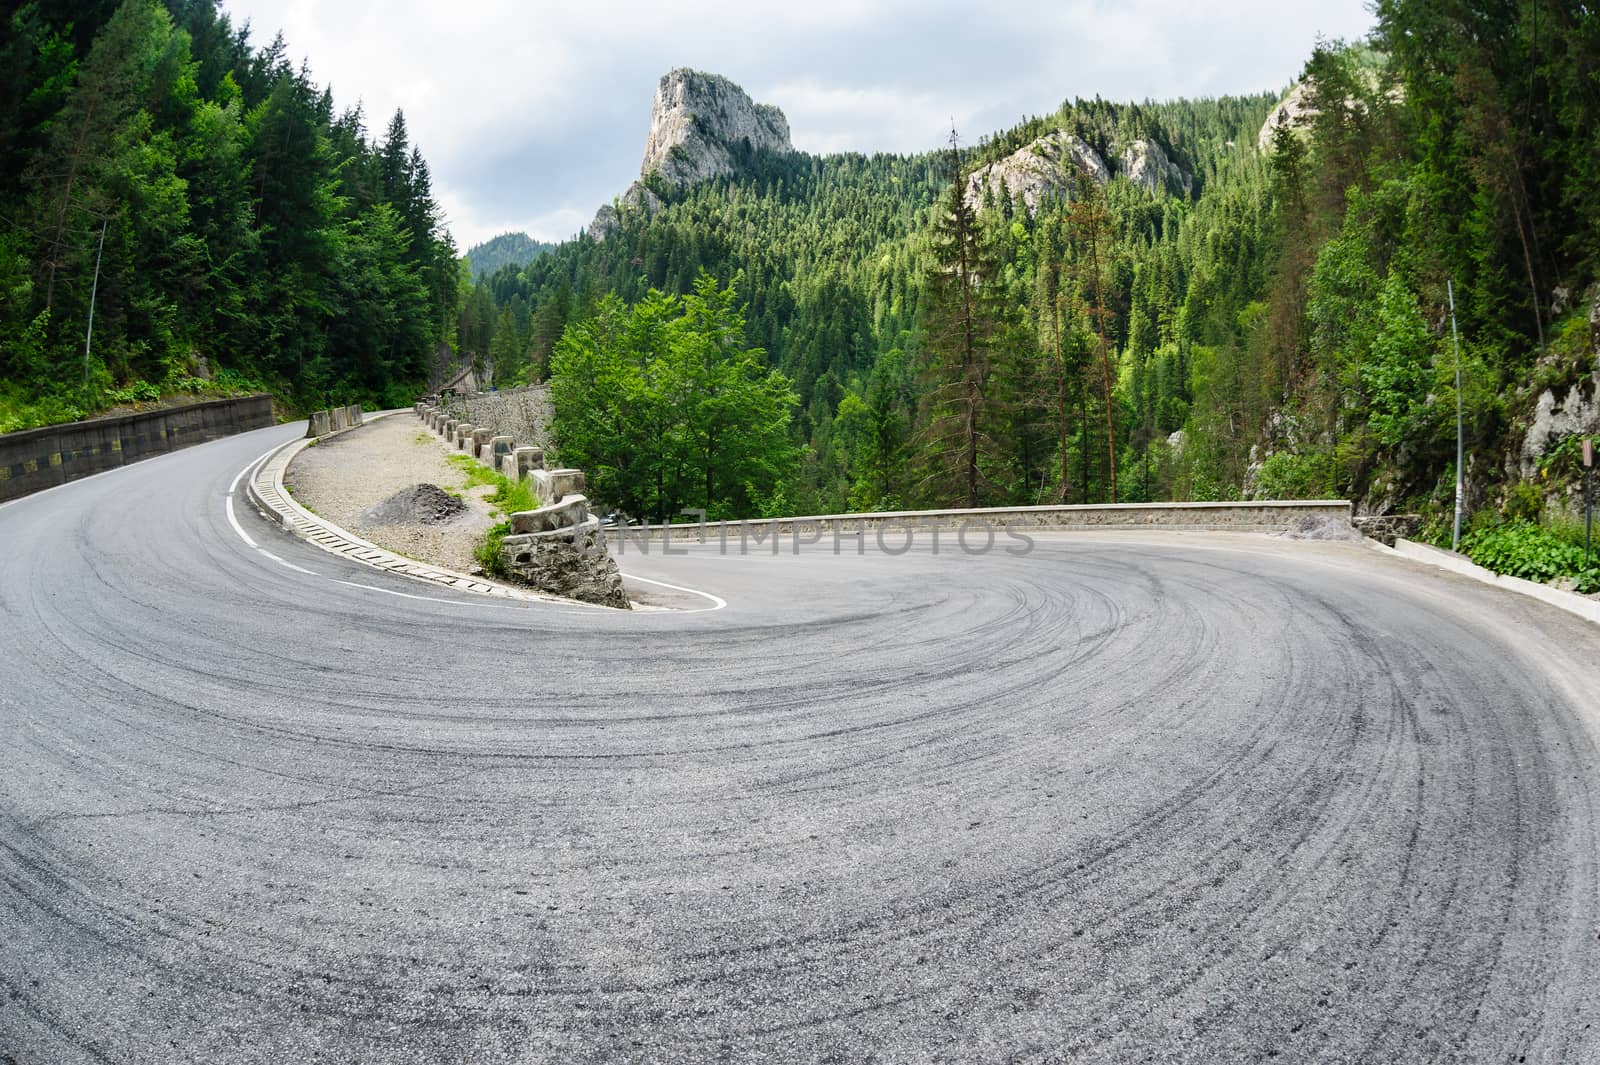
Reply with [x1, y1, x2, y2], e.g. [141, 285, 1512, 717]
[356, 483, 466, 527]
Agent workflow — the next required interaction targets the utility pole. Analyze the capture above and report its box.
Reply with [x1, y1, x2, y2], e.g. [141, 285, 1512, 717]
[83, 216, 107, 389]
[1448, 279, 1464, 551]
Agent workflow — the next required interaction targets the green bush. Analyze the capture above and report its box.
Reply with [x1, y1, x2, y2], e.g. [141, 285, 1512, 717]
[1254, 451, 1331, 499]
[476, 520, 511, 578]
[104, 381, 161, 404]
[1459, 520, 1600, 592]
[1503, 481, 1544, 523]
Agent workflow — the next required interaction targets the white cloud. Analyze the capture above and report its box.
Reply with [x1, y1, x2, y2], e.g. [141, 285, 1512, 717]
[221, 0, 1377, 248]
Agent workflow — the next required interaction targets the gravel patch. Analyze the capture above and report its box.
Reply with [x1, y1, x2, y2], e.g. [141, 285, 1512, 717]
[1277, 514, 1364, 542]
[357, 484, 466, 527]
[284, 416, 499, 574]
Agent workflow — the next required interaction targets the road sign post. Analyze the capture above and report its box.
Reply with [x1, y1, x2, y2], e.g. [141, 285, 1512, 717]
[1585, 438, 1594, 563]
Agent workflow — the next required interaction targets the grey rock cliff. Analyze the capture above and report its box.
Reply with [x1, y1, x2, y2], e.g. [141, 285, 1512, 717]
[590, 69, 793, 239]
[965, 132, 1109, 214]
[641, 68, 792, 186]
[1516, 284, 1600, 477]
[1258, 80, 1316, 152]
[965, 131, 1193, 214]
[1120, 137, 1192, 196]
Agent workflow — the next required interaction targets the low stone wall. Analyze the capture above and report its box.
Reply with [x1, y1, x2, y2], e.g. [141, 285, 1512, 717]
[0, 394, 274, 503]
[634, 500, 1355, 543]
[433, 385, 552, 455]
[305, 404, 363, 438]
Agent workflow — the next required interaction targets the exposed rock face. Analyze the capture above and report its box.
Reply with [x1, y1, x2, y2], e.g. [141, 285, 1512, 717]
[591, 69, 792, 239]
[587, 180, 664, 241]
[965, 131, 1194, 214]
[1519, 377, 1600, 478]
[500, 527, 629, 609]
[965, 131, 1109, 214]
[1258, 80, 1316, 152]
[641, 68, 791, 186]
[1120, 138, 1192, 196]
[1516, 284, 1600, 477]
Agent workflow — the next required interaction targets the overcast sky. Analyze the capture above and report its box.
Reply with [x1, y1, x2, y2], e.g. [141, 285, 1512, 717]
[220, 1, 1377, 251]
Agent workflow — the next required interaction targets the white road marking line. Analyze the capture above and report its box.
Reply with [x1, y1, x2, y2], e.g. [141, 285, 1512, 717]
[619, 572, 728, 611]
[329, 579, 588, 614]
[227, 437, 730, 615]
[259, 550, 316, 575]
[224, 494, 258, 549]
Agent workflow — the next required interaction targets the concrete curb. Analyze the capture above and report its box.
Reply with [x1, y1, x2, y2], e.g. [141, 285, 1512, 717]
[1374, 537, 1600, 626]
[245, 411, 556, 602]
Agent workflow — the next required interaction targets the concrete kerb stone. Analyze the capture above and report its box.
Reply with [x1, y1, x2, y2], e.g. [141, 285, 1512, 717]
[490, 436, 515, 465]
[1382, 538, 1600, 627]
[455, 423, 476, 450]
[472, 428, 494, 460]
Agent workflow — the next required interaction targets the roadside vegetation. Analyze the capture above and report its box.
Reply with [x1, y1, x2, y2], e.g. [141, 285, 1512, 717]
[443, 450, 534, 580]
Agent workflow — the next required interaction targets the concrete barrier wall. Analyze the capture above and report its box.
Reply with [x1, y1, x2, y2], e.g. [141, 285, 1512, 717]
[0, 394, 275, 503]
[636, 500, 1354, 542]
[305, 404, 363, 439]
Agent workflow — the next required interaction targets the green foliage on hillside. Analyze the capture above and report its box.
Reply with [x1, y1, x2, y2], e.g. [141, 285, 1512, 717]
[488, 0, 1597, 536]
[0, 0, 458, 430]
[465, 232, 556, 281]
[550, 273, 798, 521]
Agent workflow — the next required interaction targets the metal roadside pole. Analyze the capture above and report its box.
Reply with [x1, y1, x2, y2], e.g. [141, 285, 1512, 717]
[1448, 279, 1464, 551]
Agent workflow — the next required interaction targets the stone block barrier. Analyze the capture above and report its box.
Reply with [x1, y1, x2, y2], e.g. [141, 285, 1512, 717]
[413, 400, 624, 607]
[0, 394, 275, 503]
[305, 404, 363, 439]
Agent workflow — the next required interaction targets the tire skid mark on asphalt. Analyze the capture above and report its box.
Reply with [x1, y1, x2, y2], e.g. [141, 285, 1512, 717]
[7, 439, 1600, 1061]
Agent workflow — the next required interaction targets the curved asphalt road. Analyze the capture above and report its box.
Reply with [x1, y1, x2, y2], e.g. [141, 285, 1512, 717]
[2, 421, 1599, 1064]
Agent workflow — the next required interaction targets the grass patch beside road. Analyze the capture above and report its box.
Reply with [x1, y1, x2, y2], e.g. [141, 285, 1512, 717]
[446, 452, 538, 517]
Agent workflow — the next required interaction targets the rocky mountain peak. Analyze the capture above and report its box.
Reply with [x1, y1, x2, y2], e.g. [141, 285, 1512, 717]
[1120, 138, 1192, 197]
[641, 68, 793, 186]
[965, 130, 1191, 215]
[590, 69, 794, 240]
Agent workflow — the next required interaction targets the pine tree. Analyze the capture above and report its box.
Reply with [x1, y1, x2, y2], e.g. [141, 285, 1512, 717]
[913, 131, 1007, 508]
[1066, 169, 1119, 503]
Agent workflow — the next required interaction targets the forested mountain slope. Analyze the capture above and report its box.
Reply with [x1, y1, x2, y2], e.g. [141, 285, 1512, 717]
[465, 232, 555, 281]
[469, 3, 1600, 587]
[0, 0, 459, 430]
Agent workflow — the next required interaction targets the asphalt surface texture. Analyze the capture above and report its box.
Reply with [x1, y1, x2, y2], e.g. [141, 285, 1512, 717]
[3, 421, 1599, 1064]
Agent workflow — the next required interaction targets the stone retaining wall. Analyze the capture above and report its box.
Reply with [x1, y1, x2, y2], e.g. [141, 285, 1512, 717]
[0, 394, 274, 503]
[433, 386, 552, 456]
